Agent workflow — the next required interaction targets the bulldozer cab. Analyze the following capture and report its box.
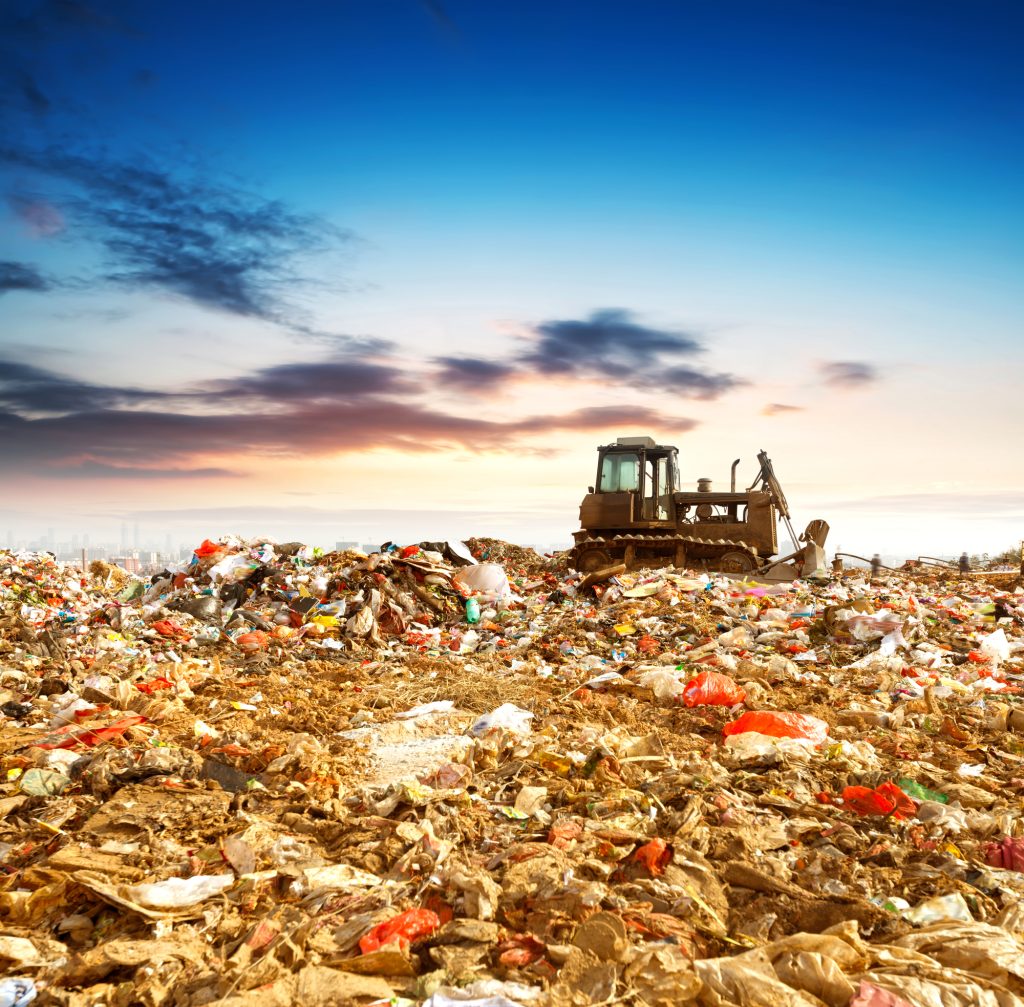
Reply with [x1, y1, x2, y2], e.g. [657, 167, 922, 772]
[572, 435, 829, 577]
[586, 437, 679, 529]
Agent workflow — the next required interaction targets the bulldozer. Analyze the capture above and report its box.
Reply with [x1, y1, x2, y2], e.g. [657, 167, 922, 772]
[568, 436, 828, 577]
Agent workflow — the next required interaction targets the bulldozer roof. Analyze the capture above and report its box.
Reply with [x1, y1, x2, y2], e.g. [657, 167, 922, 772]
[608, 436, 674, 450]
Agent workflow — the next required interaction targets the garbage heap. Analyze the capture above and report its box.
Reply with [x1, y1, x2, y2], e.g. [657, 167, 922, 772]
[1, 538, 1024, 1007]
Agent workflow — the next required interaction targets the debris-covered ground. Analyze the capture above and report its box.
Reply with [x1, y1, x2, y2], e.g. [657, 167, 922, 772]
[2, 538, 1024, 1007]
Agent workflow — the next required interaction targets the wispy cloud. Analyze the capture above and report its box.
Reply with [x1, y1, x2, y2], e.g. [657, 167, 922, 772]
[1, 147, 351, 331]
[820, 360, 878, 388]
[762, 402, 804, 416]
[0, 356, 699, 477]
[434, 356, 520, 390]
[0, 261, 51, 295]
[0, 359, 156, 412]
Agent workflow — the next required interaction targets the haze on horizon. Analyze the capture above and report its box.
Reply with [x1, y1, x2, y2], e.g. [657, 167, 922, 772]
[1, 0, 1022, 559]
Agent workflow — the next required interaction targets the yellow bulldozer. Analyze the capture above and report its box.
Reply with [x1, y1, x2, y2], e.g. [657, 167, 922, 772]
[568, 436, 828, 577]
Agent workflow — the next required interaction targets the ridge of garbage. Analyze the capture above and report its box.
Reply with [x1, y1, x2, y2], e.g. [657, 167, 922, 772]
[1, 537, 1023, 1007]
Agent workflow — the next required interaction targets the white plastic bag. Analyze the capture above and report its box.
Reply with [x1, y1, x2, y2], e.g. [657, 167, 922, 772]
[453, 563, 512, 602]
[125, 874, 234, 909]
[469, 703, 534, 738]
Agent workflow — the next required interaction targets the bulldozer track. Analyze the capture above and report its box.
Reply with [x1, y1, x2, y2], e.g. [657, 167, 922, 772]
[570, 533, 760, 572]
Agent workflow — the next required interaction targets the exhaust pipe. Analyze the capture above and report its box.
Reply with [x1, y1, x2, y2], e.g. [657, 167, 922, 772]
[730, 459, 740, 493]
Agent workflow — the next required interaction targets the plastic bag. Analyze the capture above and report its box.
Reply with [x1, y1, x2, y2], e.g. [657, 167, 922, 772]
[723, 710, 829, 746]
[841, 782, 916, 820]
[637, 667, 685, 700]
[125, 874, 235, 909]
[193, 539, 224, 557]
[453, 563, 511, 602]
[683, 671, 746, 707]
[980, 628, 1011, 665]
[469, 703, 534, 738]
[235, 631, 271, 652]
[849, 982, 915, 1007]
[901, 893, 973, 925]
[0, 979, 36, 1007]
[358, 907, 440, 953]
[984, 836, 1024, 871]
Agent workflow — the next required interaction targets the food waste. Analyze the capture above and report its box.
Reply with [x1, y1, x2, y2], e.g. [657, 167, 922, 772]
[1, 536, 1024, 1007]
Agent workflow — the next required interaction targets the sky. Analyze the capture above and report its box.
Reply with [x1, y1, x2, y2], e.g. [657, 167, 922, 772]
[1, 0, 1022, 557]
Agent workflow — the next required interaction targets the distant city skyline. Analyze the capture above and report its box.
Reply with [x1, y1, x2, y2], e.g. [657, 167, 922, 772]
[1, 1, 1021, 555]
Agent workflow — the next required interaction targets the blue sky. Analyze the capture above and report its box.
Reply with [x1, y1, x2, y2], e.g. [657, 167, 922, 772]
[1, 0, 1022, 554]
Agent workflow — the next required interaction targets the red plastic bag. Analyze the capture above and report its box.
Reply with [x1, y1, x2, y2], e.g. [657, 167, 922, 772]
[722, 710, 829, 746]
[841, 782, 915, 820]
[984, 836, 1024, 872]
[359, 908, 440, 954]
[136, 677, 173, 694]
[683, 671, 746, 707]
[35, 715, 148, 751]
[193, 539, 224, 557]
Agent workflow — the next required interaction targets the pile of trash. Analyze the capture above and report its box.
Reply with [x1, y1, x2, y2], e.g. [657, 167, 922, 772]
[1, 537, 1024, 1007]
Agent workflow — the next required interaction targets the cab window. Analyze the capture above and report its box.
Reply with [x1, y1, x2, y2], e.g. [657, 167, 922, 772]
[599, 452, 639, 492]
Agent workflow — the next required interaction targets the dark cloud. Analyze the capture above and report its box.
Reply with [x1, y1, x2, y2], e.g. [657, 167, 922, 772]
[202, 360, 412, 401]
[524, 308, 701, 375]
[661, 366, 743, 399]
[0, 357, 699, 476]
[0, 359, 157, 412]
[517, 309, 740, 399]
[0, 260, 50, 294]
[0, 1, 140, 124]
[434, 356, 519, 390]
[820, 361, 878, 388]
[762, 402, 804, 416]
[1, 147, 352, 330]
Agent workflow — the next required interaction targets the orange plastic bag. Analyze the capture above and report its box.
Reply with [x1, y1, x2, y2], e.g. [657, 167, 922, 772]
[683, 671, 746, 707]
[841, 782, 915, 819]
[632, 838, 671, 876]
[151, 619, 190, 641]
[359, 908, 440, 953]
[722, 710, 829, 746]
[236, 631, 271, 652]
[193, 539, 224, 557]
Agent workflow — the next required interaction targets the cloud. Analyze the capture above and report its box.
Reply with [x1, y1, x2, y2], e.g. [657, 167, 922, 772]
[514, 405, 698, 436]
[434, 356, 520, 390]
[1, 147, 352, 331]
[8, 194, 65, 236]
[431, 311, 743, 399]
[0, 359, 156, 413]
[518, 309, 741, 398]
[0, 1, 140, 124]
[0, 357, 699, 476]
[41, 460, 237, 479]
[0, 261, 50, 295]
[524, 308, 701, 374]
[201, 359, 412, 402]
[762, 402, 804, 416]
[820, 361, 878, 388]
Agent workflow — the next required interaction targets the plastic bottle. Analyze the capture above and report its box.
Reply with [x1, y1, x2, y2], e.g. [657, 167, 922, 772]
[465, 597, 480, 624]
